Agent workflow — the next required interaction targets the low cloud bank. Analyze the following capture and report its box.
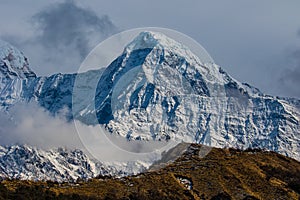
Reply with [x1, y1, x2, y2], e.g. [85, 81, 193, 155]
[0, 102, 174, 163]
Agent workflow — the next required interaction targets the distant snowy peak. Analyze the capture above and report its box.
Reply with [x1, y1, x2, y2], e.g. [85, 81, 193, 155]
[0, 40, 37, 108]
[0, 39, 36, 79]
[0, 144, 146, 182]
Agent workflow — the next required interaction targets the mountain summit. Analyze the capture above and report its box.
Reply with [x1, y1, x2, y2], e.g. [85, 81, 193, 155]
[0, 32, 299, 161]
[0, 40, 36, 79]
[91, 31, 300, 160]
[0, 40, 36, 108]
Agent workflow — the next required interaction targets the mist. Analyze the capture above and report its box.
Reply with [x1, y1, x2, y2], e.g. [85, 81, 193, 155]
[0, 102, 175, 163]
[0, 102, 82, 149]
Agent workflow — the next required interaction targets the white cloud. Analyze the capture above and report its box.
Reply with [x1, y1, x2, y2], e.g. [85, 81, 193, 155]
[0, 102, 175, 163]
[0, 102, 82, 149]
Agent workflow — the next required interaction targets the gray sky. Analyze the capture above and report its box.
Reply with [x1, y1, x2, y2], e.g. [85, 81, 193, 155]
[0, 0, 300, 98]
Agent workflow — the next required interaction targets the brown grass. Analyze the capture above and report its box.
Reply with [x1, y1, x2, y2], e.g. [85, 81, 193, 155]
[1, 144, 299, 200]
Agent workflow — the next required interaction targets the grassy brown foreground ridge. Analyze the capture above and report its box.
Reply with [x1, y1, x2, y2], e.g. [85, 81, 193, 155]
[0, 143, 299, 200]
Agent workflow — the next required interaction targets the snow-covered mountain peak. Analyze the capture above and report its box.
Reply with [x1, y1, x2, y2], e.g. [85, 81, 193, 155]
[0, 31, 299, 182]
[124, 31, 206, 66]
[0, 39, 36, 79]
[90, 31, 300, 161]
[124, 31, 161, 52]
[107, 31, 226, 93]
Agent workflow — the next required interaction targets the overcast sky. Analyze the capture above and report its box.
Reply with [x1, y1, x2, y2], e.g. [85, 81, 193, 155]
[0, 0, 300, 98]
